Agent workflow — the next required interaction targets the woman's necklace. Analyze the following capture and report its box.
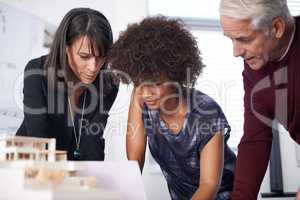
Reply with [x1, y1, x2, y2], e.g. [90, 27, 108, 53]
[68, 90, 87, 159]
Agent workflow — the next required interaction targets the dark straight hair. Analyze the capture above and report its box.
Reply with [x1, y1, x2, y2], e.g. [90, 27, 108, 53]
[45, 7, 113, 86]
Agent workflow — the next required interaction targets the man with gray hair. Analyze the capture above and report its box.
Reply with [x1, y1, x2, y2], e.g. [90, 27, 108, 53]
[219, 0, 300, 199]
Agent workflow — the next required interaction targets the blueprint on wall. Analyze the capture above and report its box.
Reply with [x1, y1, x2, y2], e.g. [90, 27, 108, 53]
[0, 2, 53, 135]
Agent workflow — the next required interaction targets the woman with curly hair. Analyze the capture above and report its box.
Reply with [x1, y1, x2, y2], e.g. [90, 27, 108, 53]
[108, 16, 235, 200]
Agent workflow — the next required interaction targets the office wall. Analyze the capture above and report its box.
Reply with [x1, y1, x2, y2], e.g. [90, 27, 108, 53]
[0, 0, 148, 39]
[0, 2, 49, 134]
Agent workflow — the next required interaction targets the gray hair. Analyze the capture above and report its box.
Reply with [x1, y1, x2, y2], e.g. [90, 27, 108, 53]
[219, 0, 292, 33]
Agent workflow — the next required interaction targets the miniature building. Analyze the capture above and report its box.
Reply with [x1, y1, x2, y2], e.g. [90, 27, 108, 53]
[0, 136, 66, 161]
[0, 136, 140, 199]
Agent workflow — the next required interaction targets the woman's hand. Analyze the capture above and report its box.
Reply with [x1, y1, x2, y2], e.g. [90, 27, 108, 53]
[131, 86, 144, 110]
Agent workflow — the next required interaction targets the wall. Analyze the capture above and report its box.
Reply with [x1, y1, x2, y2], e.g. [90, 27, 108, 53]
[0, 0, 148, 39]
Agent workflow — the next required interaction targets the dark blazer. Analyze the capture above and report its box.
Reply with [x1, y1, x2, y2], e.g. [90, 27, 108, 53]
[16, 56, 119, 161]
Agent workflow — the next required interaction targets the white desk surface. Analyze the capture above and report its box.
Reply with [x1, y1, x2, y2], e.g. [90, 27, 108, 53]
[74, 161, 147, 200]
[0, 161, 147, 200]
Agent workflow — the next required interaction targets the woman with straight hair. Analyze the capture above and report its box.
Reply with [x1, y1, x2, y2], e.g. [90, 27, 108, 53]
[16, 8, 119, 161]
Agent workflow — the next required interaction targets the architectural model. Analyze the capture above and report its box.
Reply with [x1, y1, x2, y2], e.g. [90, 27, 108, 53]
[0, 135, 120, 200]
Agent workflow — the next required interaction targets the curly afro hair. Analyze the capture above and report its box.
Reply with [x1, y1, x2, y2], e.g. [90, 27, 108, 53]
[108, 16, 205, 87]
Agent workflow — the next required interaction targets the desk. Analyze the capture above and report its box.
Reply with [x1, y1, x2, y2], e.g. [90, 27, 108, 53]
[0, 161, 147, 200]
